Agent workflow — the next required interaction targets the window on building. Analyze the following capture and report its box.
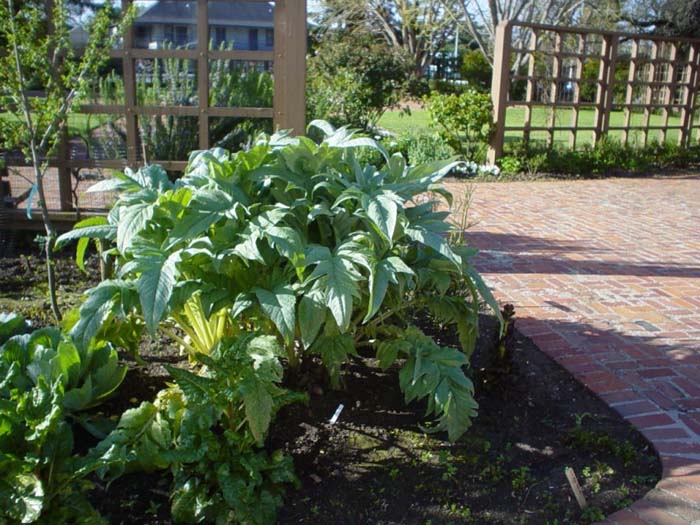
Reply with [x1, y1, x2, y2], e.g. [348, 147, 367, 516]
[163, 24, 174, 45]
[213, 27, 226, 48]
[175, 25, 189, 47]
[135, 25, 151, 45]
[248, 28, 258, 51]
[265, 29, 273, 47]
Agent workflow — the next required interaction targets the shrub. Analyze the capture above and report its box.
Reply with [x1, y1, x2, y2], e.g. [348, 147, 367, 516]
[306, 32, 412, 130]
[500, 138, 700, 177]
[460, 49, 492, 92]
[425, 89, 494, 162]
[389, 129, 457, 166]
[60, 121, 501, 443]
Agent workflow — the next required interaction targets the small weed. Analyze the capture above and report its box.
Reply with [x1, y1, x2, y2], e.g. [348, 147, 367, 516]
[446, 502, 472, 521]
[630, 474, 656, 486]
[615, 483, 633, 509]
[580, 505, 606, 524]
[146, 500, 160, 516]
[565, 421, 638, 467]
[480, 454, 506, 485]
[438, 450, 459, 481]
[510, 466, 534, 492]
[582, 461, 615, 494]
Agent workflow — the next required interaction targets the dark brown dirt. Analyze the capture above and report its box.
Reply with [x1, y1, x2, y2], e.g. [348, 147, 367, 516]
[0, 245, 661, 525]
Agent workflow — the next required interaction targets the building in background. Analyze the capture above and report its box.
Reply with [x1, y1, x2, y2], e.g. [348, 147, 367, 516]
[134, 1, 274, 51]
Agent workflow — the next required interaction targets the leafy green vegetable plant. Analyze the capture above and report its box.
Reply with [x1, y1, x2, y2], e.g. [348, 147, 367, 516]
[0, 312, 30, 345]
[0, 327, 127, 413]
[60, 121, 500, 442]
[0, 376, 110, 524]
[0, 324, 128, 524]
[91, 333, 302, 525]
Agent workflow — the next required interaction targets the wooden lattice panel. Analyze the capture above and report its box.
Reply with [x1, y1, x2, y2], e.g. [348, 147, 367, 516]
[489, 21, 700, 162]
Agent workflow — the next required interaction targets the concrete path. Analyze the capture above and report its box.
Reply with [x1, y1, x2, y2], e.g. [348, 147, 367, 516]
[447, 175, 700, 525]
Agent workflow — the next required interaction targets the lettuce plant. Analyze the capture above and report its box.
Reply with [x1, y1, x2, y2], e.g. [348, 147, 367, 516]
[0, 329, 128, 524]
[59, 121, 500, 441]
[0, 312, 30, 345]
[0, 327, 127, 413]
[0, 377, 108, 524]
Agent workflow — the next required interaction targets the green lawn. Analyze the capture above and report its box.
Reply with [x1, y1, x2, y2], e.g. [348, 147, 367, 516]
[378, 106, 684, 147]
[0, 112, 112, 138]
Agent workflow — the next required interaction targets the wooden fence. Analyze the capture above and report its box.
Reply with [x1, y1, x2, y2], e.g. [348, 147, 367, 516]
[2, 0, 306, 217]
[488, 21, 700, 163]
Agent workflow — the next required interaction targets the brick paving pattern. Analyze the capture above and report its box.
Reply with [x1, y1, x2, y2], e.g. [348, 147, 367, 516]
[445, 175, 700, 525]
[4, 167, 115, 211]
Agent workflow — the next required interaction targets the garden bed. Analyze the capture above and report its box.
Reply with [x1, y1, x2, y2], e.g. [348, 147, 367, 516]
[0, 246, 661, 525]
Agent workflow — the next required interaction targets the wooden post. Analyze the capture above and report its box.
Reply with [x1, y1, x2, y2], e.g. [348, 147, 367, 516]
[488, 20, 512, 164]
[642, 41, 658, 146]
[679, 44, 700, 147]
[622, 39, 638, 145]
[547, 31, 562, 149]
[660, 43, 678, 143]
[601, 35, 619, 136]
[122, 0, 138, 167]
[47, 0, 72, 211]
[197, 0, 209, 149]
[570, 34, 585, 148]
[274, 0, 307, 135]
[524, 30, 537, 147]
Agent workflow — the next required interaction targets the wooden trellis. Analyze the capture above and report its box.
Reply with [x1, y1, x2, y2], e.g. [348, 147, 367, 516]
[4, 0, 306, 217]
[488, 21, 700, 163]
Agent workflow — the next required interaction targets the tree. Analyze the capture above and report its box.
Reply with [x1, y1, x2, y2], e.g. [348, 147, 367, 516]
[307, 31, 412, 129]
[0, 0, 133, 321]
[316, 0, 460, 77]
[618, 0, 700, 37]
[451, 0, 584, 67]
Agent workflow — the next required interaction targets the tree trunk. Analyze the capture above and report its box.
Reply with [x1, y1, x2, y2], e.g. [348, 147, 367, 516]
[31, 157, 62, 322]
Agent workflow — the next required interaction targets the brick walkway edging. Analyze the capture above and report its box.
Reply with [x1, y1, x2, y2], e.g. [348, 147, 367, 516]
[508, 314, 700, 525]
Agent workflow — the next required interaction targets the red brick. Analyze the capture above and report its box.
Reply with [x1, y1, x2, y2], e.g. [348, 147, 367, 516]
[605, 508, 653, 525]
[657, 479, 700, 503]
[642, 427, 692, 441]
[678, 413, 700, 436]
[677, 398, 700, 411]
[673, 377, 700, 397]
[630, 500, 691, 525]
[654, 441, 700, 456]
[601, 390, 643, 405]
[639, 368, 678, 379]
[456, 178, 700, 525]
[627, 413, 677, 429]
[614, 400, 661, 417]
[642, 390, 679, 411]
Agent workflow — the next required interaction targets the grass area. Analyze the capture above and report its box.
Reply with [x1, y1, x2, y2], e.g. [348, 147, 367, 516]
[378, 106, 684, 146]
[0, 112, 112, 138]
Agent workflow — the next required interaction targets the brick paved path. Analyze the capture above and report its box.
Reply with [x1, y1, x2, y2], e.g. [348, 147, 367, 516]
[446, 176, 700, 525]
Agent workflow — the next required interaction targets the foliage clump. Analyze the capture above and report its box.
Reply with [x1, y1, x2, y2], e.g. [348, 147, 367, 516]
[0, 314, 127, 524]
[2, 121, 502, 523]
[307, 32, 412, 130]
[62, 121, 500, 442]
[425, 89, 495, 162]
